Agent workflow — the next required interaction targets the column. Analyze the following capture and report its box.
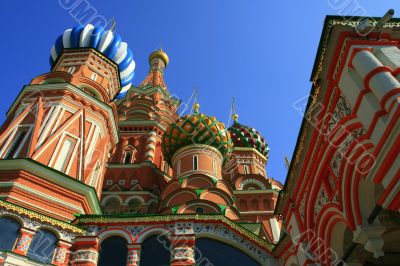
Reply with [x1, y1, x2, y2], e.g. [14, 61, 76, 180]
[13, 227, 35, 256]
[145, 131, 157, 162]
[126, 244, 141, 266]
[351, 48, 400, 112]
[353, 224, 385, 258]
[70, 236, 99, 266]
[52, 240, 72, 266]
[170, 235, 195, 266]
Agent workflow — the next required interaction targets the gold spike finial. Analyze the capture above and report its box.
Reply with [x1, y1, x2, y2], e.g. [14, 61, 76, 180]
[284, 155, 290, 170]
[193, 87, 199, 113]
[231, 97, 238, 123]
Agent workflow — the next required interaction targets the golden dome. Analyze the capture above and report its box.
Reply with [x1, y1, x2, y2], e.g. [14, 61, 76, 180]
[149, 49, 169, 66]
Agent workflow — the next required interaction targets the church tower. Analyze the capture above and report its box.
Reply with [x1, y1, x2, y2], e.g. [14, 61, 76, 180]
[100, 49, 181, 215]
[0, 24, 135, 221]
[224, 113, 282, 243]
[160, 103, 239, 220]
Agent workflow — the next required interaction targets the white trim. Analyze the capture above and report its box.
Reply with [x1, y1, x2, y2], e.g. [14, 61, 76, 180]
[13, 126, 32, 158]
[6, 84, 118, 143]
[193, 155, 198, 170]
[37, 106, 61, 147]
[269, 218, 281, 243]
[177, 160, 181, 175]
[85, 125, 99, 167]
[0, 182, 84, 213]
[0, 159, 101, 213]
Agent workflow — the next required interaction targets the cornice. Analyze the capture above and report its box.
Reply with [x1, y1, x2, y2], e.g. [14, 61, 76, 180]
[74, 213, 275, 251]
[0, 159, 101, 214]
[0, 200, 85, 234]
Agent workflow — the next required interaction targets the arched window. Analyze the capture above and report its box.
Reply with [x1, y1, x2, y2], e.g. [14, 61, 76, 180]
[140, 235, 170, 266]
[212, 160, 216, 175]
[98, 236, 128, 266]
[91, 72, 98, 81]
[163, 162, 169, 173]
[3, 130, 27, 159]
[196, 207, 204, 214]
[27, 230, 58, 264]
[124, 151, 132, 164]
[0, 217, 20, 250]
[195, 238, 260, 266]
[103, 197, 120, 214]
[126, 198, 142, 213]
[193, 155, 198, 170]
[243, 165, 249, 175]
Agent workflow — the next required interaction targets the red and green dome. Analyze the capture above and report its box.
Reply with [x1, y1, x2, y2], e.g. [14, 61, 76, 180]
[228, 122, 269, 157]
[162, 111, 232, 164]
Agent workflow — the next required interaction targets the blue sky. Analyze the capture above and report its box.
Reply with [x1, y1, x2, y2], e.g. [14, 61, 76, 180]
[0, 1, 397, 183]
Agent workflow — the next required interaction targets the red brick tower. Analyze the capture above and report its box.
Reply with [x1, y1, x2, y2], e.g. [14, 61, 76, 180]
[224, 113, 283, 243]
[0, 48, 122, 221]
[160, 103, 240, 221]
[100, 49, 181, 215]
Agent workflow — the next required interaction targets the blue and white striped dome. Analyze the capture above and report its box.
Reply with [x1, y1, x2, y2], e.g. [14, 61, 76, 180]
[50, 24, 135, 95]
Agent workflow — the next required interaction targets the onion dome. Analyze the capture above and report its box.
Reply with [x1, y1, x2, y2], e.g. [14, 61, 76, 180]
[162, 104, 232, 164]
[228, 119, 269, 157]
[149, 49, 169, 66]
[50, 24, 135, 95]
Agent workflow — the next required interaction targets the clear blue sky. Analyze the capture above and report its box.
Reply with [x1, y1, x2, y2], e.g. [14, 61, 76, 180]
[0, 1, 397, 183]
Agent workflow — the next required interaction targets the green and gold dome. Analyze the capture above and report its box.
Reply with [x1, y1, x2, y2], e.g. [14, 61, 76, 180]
[228, 115, 269, 158]
[162, 104, 232, 164]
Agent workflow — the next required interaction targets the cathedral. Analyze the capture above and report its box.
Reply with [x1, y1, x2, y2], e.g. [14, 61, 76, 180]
[0, 12, 399, 266]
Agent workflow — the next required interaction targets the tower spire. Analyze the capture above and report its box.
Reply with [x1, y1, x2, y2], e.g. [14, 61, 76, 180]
[193, 87, 199, 113]
[139, 49, 169, 89]
[231, 97, 238, 123]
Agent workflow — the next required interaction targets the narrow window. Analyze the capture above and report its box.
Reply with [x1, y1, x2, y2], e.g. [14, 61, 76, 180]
[91, 72, 98, 81]
[164, 162, 169, 173]
[212, 159, 216, 175]
[177, 160, 181, 175]
[244, 165, 249, 175]
[67, 66, 75, 74]
[54, 138, 74, 172]
[124, 151, 132, 164]
[90, 162, 101, 186]
[193, 156, 198, 170]
[4, 130, 27, 159]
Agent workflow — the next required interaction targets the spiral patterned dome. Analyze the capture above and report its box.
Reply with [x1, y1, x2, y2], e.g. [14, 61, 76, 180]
[162, 110, 232, 164]
[228, 122, 269, 157]
[50, 24, 135, 96]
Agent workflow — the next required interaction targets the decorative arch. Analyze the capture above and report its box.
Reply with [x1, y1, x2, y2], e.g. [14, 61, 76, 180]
[163, 189, 198, 207]
[178, 200, 221, 214]
[135, 226, 172, 243]
[98, 228, 133, 244]
[0, 212, 24, 227]
[182, 174, 216, 189]
[101, 195, 123, 206]
[124, 195, 145, 205]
